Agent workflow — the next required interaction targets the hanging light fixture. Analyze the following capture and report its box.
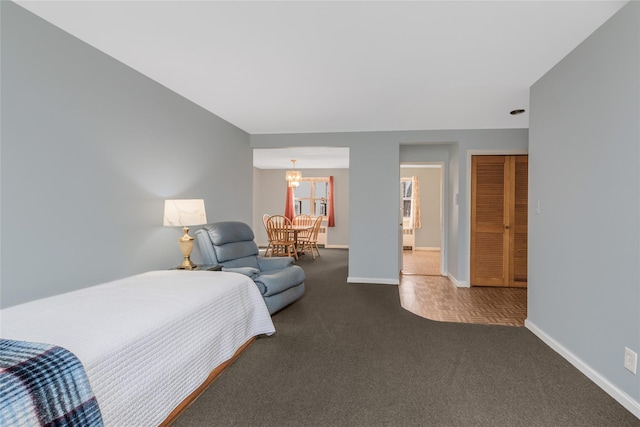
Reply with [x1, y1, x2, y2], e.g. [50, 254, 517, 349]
[285, 159, 302, 187]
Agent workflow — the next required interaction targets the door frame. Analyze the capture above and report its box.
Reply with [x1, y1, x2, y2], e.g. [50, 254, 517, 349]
[400, 162, 446, 276]
[465, 149, 527, 287]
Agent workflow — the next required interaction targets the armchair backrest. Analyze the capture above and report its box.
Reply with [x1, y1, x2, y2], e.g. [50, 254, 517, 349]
[195, 222, 260, 269]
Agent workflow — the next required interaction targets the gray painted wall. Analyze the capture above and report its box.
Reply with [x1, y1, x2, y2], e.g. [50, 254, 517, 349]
[400, 144, 450, 164]
[252, 167, 349, 247]
[251, 129, 527, 284]
[529, 1, 639, 407]
[1, 2, 253, 308]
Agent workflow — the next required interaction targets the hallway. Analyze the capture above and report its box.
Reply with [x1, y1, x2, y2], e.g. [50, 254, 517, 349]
[400, 250, 527, 327]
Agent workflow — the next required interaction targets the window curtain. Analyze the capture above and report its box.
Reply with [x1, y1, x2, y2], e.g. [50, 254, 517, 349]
[284, 186, 295, 220]
[411, 176, 421, 229]
[328, 176, 335, 227]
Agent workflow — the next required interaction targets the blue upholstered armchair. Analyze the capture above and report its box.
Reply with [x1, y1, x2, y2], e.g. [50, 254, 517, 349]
[195, 221, 305, 314]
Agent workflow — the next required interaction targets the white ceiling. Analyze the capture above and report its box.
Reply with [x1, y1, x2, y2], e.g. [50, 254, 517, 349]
[15, 1, 627, 168]
[253, 147, 349, 169]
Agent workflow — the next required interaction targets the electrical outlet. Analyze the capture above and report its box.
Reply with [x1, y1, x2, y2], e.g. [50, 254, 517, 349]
[624, 347, 637, 374]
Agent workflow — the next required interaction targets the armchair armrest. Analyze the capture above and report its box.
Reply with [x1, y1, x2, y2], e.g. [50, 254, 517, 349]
[257, 256, 295, 271]
[221, 267, 260, 278]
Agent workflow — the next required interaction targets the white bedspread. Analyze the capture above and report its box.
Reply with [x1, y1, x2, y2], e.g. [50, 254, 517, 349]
[0, 270, 275, 426]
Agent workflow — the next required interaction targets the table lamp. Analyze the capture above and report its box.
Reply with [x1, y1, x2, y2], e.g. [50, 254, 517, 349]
[163, 199, 207, 270]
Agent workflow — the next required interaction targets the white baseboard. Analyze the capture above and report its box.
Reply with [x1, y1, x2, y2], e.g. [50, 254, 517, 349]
[347, 276, 399, 285]
[526, 320, 640, 419]
[447, 274, 469, 288]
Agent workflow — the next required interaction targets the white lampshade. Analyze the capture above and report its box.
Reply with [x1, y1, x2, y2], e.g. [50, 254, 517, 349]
[163, 199, 207, 227]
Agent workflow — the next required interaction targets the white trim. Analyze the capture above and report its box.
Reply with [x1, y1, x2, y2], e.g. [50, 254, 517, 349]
[526, 320, 640, 419]
[347, 276, 399, 285]
[414, 246, 440, 251]
[325, 244, 348, 249]
[465, 150, 528, 284]
[447, 274, 469, 288]
[438, 164, 446, 275]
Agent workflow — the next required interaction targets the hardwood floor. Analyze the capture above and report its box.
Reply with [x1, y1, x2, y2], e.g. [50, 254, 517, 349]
[400, 250, 527, 327]
[401, 249, 440, 275]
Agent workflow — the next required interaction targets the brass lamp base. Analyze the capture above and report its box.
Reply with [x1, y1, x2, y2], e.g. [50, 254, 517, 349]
[176, 227, 197, 270]
[176, 258, 196, 270]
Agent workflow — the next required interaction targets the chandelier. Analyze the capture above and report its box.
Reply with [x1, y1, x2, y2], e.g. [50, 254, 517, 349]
[285, 159, 302, 187]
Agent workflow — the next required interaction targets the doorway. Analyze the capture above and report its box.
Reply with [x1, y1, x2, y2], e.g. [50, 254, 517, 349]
[400, 163, 443, 276]
[398, 156, 527, 326]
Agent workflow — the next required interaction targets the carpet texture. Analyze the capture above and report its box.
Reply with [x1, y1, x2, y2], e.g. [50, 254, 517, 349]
[174, 249, 638, 426]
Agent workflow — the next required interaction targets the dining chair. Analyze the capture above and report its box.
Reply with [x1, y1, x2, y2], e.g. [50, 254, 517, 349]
[297, 216, 322, 259]
[266, 215, 298, 259]
[293, 214, 314, 252]
[308, 216, 323, 259]
[262, 214, 273, 257]
[293, 214, 312, 225]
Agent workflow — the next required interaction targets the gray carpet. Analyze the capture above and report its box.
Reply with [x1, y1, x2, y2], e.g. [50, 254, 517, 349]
[174, 249, 638, 426]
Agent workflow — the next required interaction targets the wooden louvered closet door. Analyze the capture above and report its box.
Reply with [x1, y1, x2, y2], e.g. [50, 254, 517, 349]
[470, 155, 528, 287]
[511, 156, 528, 286]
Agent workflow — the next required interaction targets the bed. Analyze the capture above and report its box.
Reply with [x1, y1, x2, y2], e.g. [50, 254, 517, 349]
[0, 270, 275, 426]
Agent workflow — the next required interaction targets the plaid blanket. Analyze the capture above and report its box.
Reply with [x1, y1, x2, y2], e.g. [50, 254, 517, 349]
[0, 339, 103, 427]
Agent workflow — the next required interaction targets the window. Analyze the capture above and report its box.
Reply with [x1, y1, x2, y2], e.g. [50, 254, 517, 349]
[401, 178, 412, 218]
[294, 177, 329, 218]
